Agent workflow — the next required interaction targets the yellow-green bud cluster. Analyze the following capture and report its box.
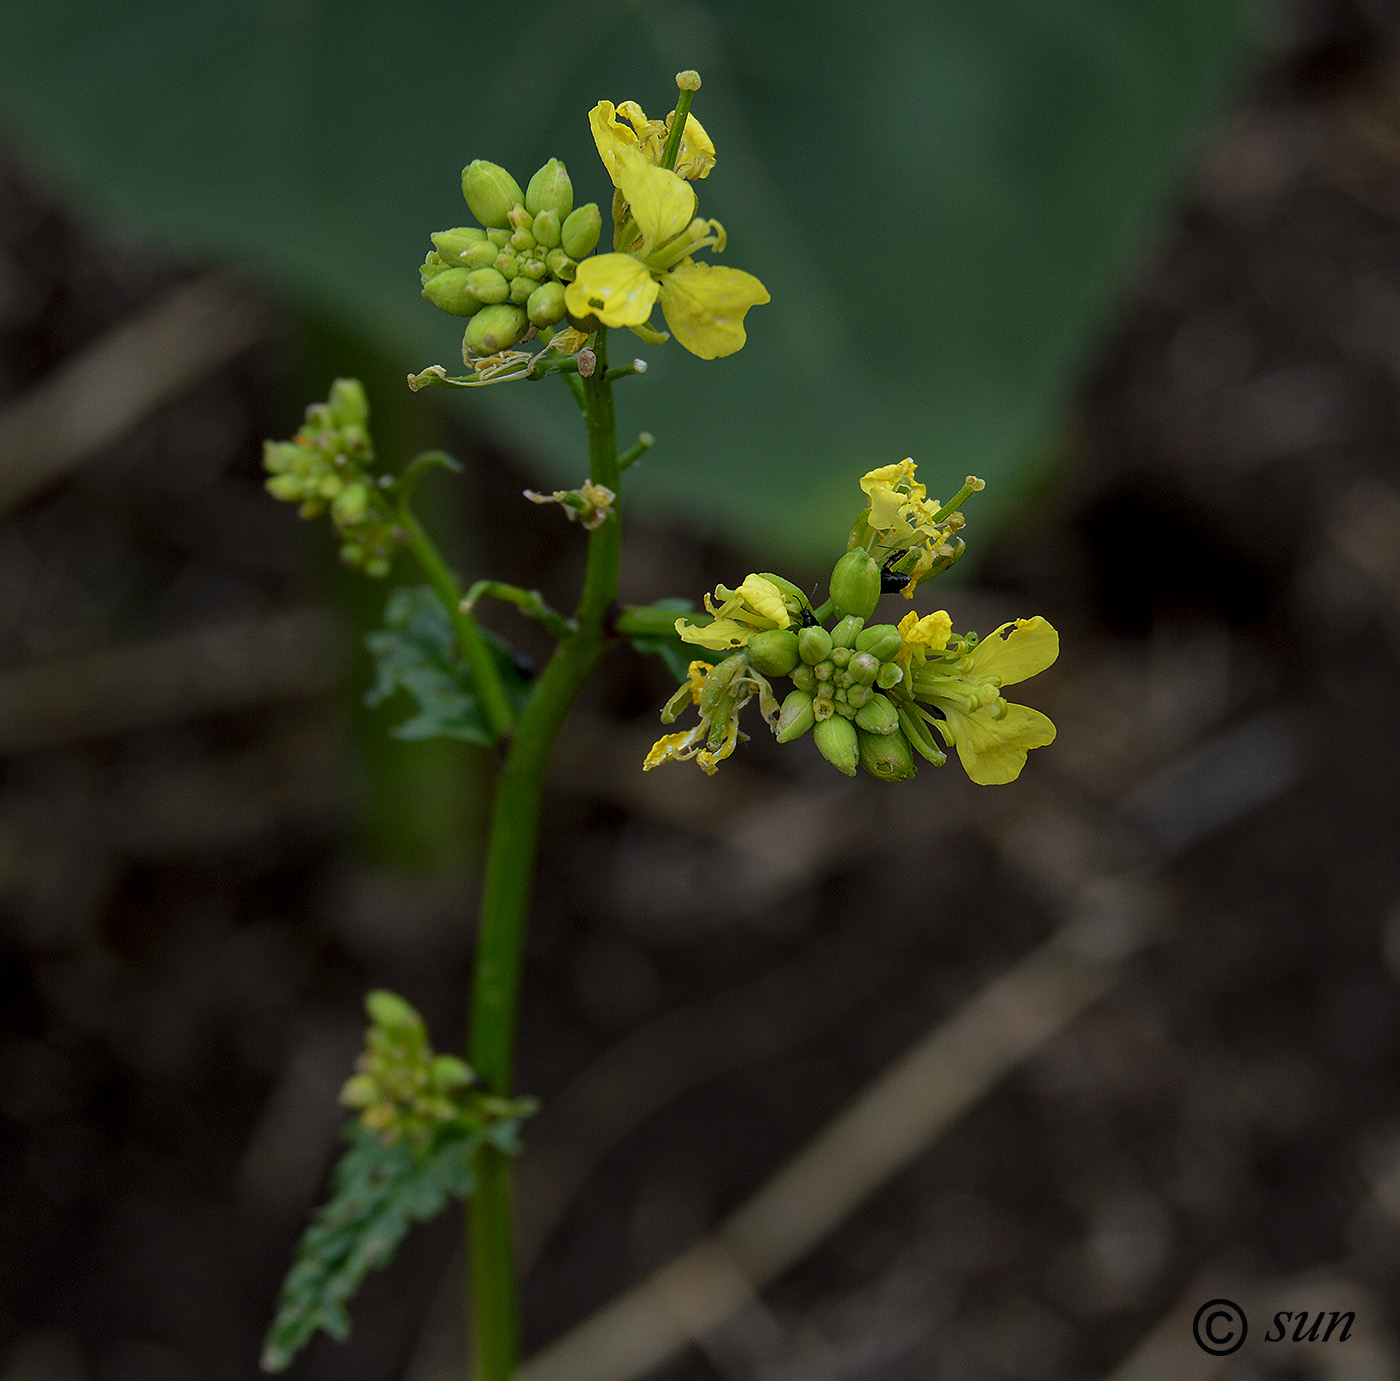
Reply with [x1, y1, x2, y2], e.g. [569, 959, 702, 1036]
[262, 379, 399, 576]
[776, 614, 920, 780]
[421, 158, 603, 361]
[339, 990, 530, 1148]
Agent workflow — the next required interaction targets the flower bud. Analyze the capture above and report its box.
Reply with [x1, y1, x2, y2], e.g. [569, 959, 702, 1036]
[328, 377, 368, 427]
[366, 989, 422, 1032]
[464, 304, 528, 357]
[340, 1074, 377, 1108]
[830, 647, 850, 668]
[858, 727, 918, 781]
[876, 662, 904, 690]
[465, 267, 511, 305]
[854, 692, 899, 735]
[829, 549, 881, 620]
[462, 160, 525, 229]
[420, 251, 449, 285]
[831, 615, 864, 648]
[508, 204, 533, 233]
[532, 208, 562, 250]
[422, 267, 484, 316]
[494, 250, 519, 279]
[791, 664, 815, 691]
[847, 684, 873, 708]
[855, 624, 903, 661]
[798, 626, 833, 665]
[747, 628, 800, 677]
[510, 228, 537, 253]
[835, 700, 857, 719]
[814, 715, 858, 776]
[545, 247, 577, 281]
[430, 1054, 473, 1090]
[812, 659, 832, 682]
[431, 227, 489, 266]
[775, 689, 816, 743]
[699, 654, 746, 716]
[526, 158, 574, 220]
[527, 281, 567, 328]
[510, 274, 535, 305]
[331, 482, 369, 526]
[561, 203, 602, 258]
[487, 228, 512, 248]
[849, 651, 880, 685]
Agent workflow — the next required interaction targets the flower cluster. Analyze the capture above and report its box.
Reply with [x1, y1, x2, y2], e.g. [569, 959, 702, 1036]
[420, 156, 603, 360]
[262, 378, 400, 575]
[648, 462, 1059, 785]
[339, 991, 533, 1149]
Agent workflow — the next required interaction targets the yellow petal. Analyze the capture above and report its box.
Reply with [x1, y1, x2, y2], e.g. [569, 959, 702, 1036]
[897, 610, 952, 651]
[565, 254, 659, 328]
[589, 101, 641, 187]
[644, 730, 696, 771]
[938, 702, 1057, 785]
[859, 460, 917, 495]
[965, 617, 1059, 687]
[734, 574, 789, 628]
[675, 616, 754, 650]
[658, 260, 771, 360]
[672, 113, 716, 180]
[612, 144, 697, 252]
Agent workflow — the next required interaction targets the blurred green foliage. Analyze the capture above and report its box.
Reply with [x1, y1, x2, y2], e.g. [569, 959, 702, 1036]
[0, 1, 1260, 559]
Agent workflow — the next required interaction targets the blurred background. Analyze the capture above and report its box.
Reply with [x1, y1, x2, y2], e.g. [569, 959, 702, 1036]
[4, 0, 1400, 1377]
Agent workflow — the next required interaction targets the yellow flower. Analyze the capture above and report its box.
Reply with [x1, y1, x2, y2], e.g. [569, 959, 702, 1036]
[910, 617, 1059, 785]
[590, 99, 715, 181]
[565, 108, 769, 359]
[675, 574, 790, 651]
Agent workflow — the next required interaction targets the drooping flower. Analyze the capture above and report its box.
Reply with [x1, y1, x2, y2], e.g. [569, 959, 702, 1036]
[644, 655, 779, 775]
[675, 574, 790, 651]
[565, 106, 768, 359]
[907, 617, 1059, 785]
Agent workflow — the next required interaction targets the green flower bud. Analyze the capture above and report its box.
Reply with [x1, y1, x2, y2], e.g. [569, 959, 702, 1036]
[430, 1054, 473, 1090]
[849, 651, 880, 685]
[510, 228, 537, 253]
[465, 267, 511, 305]
[266, 474, 303, 502]
[463, 160, 524, 229]
[561, 202, 602, 258]
[340, 1074, 378, 1108]
[847, 684, 873, 708]
[855, 624, 903, 661]
[509, 274, 535, 305]
[831, 647, 850, 668]
[831, 614, 865, 648]
[858, 727, 918, 782]
[546, 247, 577, 281]
[830, 549, 881, 621]
[366, 989, 422, 1032]
[775, 689, 816, 743]
[835, 700, 857, 719]
[854, 691, 899, 735]
[747, 629, 800, 677]
[532, 208, 562, 249]
[526, 281, 567, 328]
[331, 482, 369, 526]
[493, 250, 519, 279]
[420, 250, 449, 285]
[791, 664, 815, 691]
[813, 659, 833, 682]
[508, 205, 533, 233]
[487, 228, 511, 248]
[422, 267, 484, 316]
[464, 304, 528, 357]
[798, 626, 833, 665]
[699, 654, 746, 716]
[876, 662, 904, 690]
[328, 377, 368, 427]
[526, 158, 574, 220]
[814, 715, 858, 776]
[431, 227, 488, 266]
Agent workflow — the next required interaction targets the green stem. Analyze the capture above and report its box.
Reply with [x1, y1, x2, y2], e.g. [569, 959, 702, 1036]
[399, 508, 516, 740]
[467, 328, 619, 1381]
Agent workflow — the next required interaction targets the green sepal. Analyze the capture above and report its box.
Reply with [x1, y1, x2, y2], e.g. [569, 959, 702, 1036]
[364, 586, 530, 744]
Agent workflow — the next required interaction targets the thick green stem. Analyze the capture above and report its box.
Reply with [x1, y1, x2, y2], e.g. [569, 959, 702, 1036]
[467, 329, 619, 1380]
[400, 509, 516, 739]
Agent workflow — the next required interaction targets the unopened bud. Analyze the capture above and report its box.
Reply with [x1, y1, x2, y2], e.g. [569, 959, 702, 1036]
[775, 689, 816, 742]
[422, 267, 483, 316]
[876, 662, 904, 690]
[532, 208, 562, 249]
[849, 651, 880, 685]
[747, 629, 800, 677]
[328, 378, 368, 428]
[829, 549, 881, 621]
[854, 691, 899, 735]
[463, 160, 524, 229]
[487, 228, 511, 248]
[493, 250, 519, 279]
[432, 227, 489, 266]
[340, 1074, 378, 1108]
[814, 715, 859, 776]
[545, 247, 576, 280]
[527, 281, 567, 327]
[858, 727, 918, 781]
[831, 614, 864, 648]
[791, 664, 815, 691]
[561, 203, 602, 258]
[366, 989, 422, 1032]
[465, 267, 511, 305]
[830, 647, 850, 668]
[464, 304, 528, 357]
[798, 626, 833, 665]
[510, 274, 535, 305]
[510, 228, 536, 253]
[525, 158, 574, 220]
[420, 251, 449, 285]
[331, 482, 369, 526]
[855, 624, 903, 661]
[846, 684, 873, 708]
[430, 1054, 473, 1090]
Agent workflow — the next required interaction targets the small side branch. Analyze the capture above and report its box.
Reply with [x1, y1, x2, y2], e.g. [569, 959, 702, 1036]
[463, 581, 576, 640]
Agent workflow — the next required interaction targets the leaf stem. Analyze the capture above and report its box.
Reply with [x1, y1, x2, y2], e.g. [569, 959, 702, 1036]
[398, 508, 516, 740]
[466, 328, 620, 1381]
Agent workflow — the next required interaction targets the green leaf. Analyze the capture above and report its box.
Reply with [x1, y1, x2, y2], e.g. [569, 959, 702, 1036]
[261, 1118, 510, 1372]
[365, 585, 529, 743]
[0, 2, 1262, 559]
[625, 598, 708, 683]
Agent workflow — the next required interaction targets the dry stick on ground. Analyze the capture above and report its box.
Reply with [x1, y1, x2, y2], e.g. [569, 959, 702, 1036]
[0, 275, 272, 516]
[514, 706, 1308, 1381]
